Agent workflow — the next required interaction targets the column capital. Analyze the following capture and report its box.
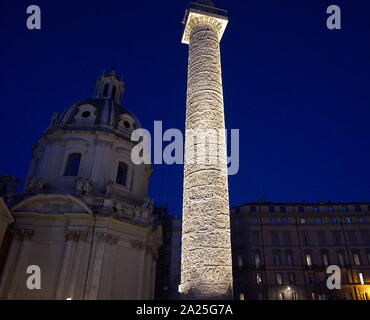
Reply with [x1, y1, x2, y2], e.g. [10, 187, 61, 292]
[96, 232, 119, 245]
[65, 230, 89, 242]
[182, 2, 228, 44]
[11, 229, 34, 241]
[130, 239, 146, 249]
[145, 245, 158, 259]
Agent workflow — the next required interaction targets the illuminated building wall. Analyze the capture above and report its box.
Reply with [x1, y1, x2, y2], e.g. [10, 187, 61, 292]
[231, 201, 370, 300]
[160, 201, 370, 300]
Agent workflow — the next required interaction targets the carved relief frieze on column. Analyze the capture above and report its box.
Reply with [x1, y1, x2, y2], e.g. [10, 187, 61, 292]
[181, 2, 233, 299]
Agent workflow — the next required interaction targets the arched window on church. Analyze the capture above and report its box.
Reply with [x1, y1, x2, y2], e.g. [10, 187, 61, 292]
[64, 153, 81, 176]
[116, 161, 128, 186]
[111, 85, 117, 99]
[103, 83, 109, 97]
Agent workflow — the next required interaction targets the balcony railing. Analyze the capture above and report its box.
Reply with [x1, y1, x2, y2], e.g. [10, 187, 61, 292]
[189, 2, 228, 17]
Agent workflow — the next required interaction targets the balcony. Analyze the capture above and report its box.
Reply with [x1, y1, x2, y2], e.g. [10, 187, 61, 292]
[189, 2, 228, 18]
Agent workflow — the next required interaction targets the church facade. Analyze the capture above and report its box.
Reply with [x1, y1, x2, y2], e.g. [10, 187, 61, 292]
[0, 70, 161, 300]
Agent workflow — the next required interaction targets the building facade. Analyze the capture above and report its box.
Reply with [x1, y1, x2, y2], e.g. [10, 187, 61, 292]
[158, 201, 370, 300]
[154, 208, 182, 300]
[231, 201, 370, 300]
[0, 70, 161, 300]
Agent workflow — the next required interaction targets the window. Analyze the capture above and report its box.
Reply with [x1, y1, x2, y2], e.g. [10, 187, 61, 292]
[288, 272, 296, 284]
[317, 232, 326, 246]
[283, 232, 292, 246]
[116, 162, 128, 186]
[328, 206, 334, 213]
[355, 205, 362, 212]
[300, 218, 307, 224]
[315, 218, 322, 224]
[308, 273, 315, 284]
[234, 219, 240, 226]
[353, 253, 361, 266]
[271, 232, 280, 246]
[103, 83, 109, 97]
[251, 231, 260, 246]
[341, 206, 349, 213]
[123, 120, 131, 129]
[347, 231, 357, 245]
[342, 272, 349, 284]
[302, 232, 310, 246]
[268, 206, 275, 213]
[256, 272, 263, 285]
[305, 254, 313, 267]
[359, 217, 365, 223]
[286, 251, 294, 266]
[368, 251, 370, 264]
[330, 217, 338, 224]
[313, 207, 319, 213]
[359, 272, 365, 285]
[281, 217, 289, 224]
[250, 217, 258, 224]
[94, 199, 104, 208]
[280, 207, 286, 213]
[82, 111, 91, 118]
[250, 206, 257, 213]
[276, 272, 283, 285]
[344, 217, 351, 224]
[322, 253, 329, 267]
[361, 231, 370, 245]
[239, 293, 245, 300]
[338, 252, 345, 267]
[64, 153, 81, 176]
[273, 250, 282, 266]
[332, 231, 342, 246]
[298, 206, 304, 213]
[254, 252, 261, 268]
[237, 255, 243, 268]
[111, 85, 117, 99]
[270, 217, 277, 224]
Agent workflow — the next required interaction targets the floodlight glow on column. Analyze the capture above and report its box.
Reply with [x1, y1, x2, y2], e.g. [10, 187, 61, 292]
[180, 1, 233, 299]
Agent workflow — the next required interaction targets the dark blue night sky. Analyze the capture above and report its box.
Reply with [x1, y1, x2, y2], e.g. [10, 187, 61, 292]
[1, 0, 370, 214]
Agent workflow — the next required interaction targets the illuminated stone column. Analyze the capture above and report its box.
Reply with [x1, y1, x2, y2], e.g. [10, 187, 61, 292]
[180, 1, 233, 299]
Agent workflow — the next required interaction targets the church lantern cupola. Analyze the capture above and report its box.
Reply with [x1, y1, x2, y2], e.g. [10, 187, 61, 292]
[94, 68, 125, 104]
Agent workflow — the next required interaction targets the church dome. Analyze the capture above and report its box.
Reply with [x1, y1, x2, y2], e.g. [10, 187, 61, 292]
[25, 69, 152, 214]
[48, 69, 141, 138]
[57, 98, 141, 129]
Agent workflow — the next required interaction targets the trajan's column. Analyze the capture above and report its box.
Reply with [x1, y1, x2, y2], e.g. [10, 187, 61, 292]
[180, 1, 233, 299]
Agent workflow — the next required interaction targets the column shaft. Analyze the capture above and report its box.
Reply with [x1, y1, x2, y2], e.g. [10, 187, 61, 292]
[181, 20, 233, 299]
